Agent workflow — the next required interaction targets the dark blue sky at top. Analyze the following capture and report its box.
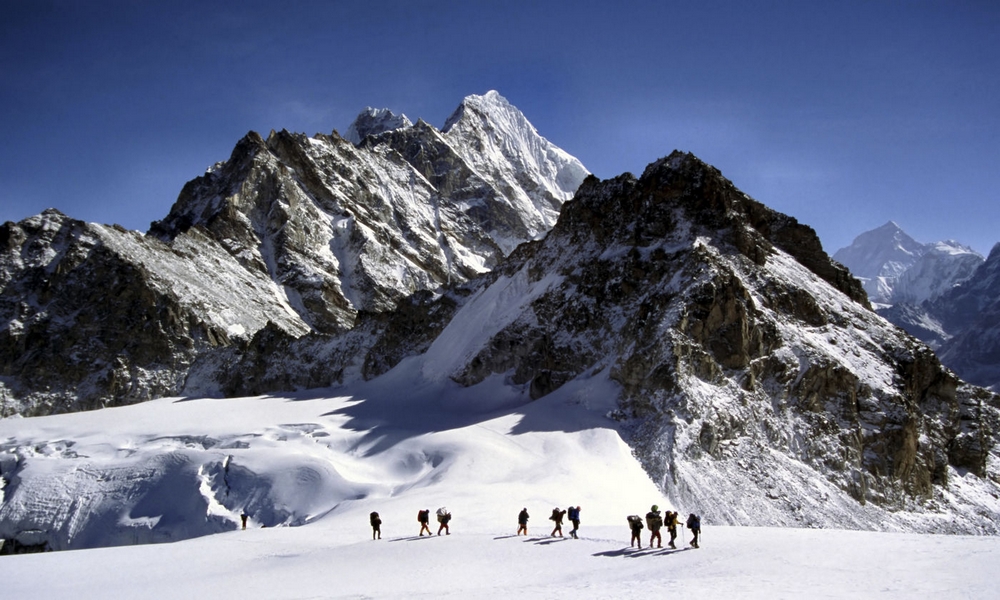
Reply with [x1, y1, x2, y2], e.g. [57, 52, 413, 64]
[2, 0, 998, 255]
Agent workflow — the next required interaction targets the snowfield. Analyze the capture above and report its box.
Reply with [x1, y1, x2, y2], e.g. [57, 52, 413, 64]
[3, 519, 998, 598]
[2, 356, 999, 597]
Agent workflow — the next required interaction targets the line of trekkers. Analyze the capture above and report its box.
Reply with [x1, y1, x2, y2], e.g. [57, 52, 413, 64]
[517, 506, 582, 539]
[628, 506, 700, 549]
[368, 507, 453, 540]
[367, 505, 700, 549]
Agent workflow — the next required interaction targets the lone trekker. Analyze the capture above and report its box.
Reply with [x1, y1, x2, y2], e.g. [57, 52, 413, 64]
[646, 505, 663, 549]
[627, 514, 644, 548]
[418, 509, 432, 536]
[436, 507, 452, 535]
[550, 507, 566, 537]
[517, 507, 530, 536]
[370, 511, 382, 540]
[686, 513, 701, 548]
[567, 506, 581, 539]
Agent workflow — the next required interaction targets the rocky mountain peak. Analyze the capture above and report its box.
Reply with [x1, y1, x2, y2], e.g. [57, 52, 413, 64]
[625, 151, 870, 307]
[344, 107, 413, 145]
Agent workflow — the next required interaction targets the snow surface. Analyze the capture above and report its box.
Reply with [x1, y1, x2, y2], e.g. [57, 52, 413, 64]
[3, 346, 999, 597]
[4, 522, 998, 599]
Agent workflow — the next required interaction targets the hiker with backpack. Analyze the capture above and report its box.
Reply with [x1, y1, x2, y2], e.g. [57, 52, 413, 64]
[549, 507, 566, 537]
[665, 510, 679, 549]
[645, 505, 663, 549]
[436, 507, 452, 535]
[370, 511, 382, 540]
[686, 513, 701, 548]
[517, 508, 530, 535]
[627, 514, 644, 548]
[417, 509, 432, 536]
[567, 506, 581, 539]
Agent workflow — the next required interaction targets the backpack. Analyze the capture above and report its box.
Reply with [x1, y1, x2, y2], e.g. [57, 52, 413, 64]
[550, 509, 565, 523]
[418, 509, 429, 522]
[567, 507, 579, 521]
[687, 514, 701, 530]
[627, 515, 644, 530]
[646, 511, 662, 530]
[370, 511, 381, 526]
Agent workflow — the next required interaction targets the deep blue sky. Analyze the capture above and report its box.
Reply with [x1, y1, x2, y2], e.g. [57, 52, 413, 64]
[3, 0, 998, 255]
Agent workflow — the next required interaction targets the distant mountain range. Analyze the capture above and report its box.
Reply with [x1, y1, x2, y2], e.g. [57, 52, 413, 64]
[2, 92, 1000, 551]
[834, 222, 1000, 391]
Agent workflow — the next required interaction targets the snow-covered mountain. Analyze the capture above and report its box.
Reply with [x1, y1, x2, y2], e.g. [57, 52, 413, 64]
[832, 221, 983, 306]
[0, 91, 589, 415]
[3, 150, 998, 558]
[889, 240, 984, 305]
[2, 98, 999, 555]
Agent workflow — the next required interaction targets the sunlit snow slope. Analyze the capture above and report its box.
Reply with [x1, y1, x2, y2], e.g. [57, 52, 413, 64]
[0, 356, 660, 552]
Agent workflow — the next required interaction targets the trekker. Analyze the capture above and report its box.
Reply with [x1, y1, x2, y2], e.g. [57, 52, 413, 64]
[370, 511, 382, 540]
[627, 515, 644, 548]
[240, 510, 248, 530]
[567, 506, 581, 539]
[665, 511, 679, 549]
[417, 509, 432, 536]
[549, 507, 566, 537]
[517, 508, 530, 535]
[646, 505, 663, 549]
[686, 513, 701, 548]
[436, 507, 452, 535]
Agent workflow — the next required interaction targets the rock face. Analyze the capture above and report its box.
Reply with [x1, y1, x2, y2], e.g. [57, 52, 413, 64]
[0, 91, 589, 415]
[0, 210, 312, 414]
[930, 244, 1000, 392]
[383, 152, 1000, 530]
[343, 107, 413, 145]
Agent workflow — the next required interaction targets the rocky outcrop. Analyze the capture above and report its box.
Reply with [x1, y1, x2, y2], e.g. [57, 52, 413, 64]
[0, 210, 310, 415]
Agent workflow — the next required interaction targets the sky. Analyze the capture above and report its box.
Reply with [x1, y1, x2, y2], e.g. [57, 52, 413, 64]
[2, 0, 998, 256]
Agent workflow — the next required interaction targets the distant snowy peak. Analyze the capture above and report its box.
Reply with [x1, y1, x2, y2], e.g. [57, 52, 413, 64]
[833, 221, 925, 281]
[833, 221, 984, 305]
[344, 107, 413, 145]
